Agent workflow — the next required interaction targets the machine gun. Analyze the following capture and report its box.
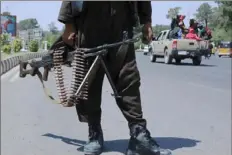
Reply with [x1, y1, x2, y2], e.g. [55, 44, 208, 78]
[19, 36, 139, 107]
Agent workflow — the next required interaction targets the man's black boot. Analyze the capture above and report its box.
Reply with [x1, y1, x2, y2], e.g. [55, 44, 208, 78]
[83, 124, 104, 155]
[126, 125, 172, 155]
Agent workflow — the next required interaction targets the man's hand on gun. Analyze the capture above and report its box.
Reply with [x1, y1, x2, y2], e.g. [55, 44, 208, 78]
[62, 23, 77, 47]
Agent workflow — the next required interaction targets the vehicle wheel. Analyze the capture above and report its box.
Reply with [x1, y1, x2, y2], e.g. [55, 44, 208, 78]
[218, 55, 221, 57]
[192, 56, 202, 66]
[164, 49, 172, 64]
[175, 58, 181, 64]
[150, 54, 156, 62]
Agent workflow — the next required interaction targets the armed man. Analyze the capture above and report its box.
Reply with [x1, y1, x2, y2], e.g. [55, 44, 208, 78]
[58, 1, 172, 155]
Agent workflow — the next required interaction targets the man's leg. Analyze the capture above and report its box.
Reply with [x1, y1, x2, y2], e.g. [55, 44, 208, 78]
[74, 65, 105, 155]
[111, 43, 146, 128]
[74, 9, 113, 154]
[110, 43, 172, 155]
[74, 70, 105, 154]
[75, 65, 104, 123]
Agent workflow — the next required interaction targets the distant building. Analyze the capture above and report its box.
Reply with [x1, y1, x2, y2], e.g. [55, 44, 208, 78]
[18, 28, 43, 49]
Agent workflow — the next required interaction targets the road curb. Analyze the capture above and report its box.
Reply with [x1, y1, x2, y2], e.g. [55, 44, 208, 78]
[0, 52, 48, 75]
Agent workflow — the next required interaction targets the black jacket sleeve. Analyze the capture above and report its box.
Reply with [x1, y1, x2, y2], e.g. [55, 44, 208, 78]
[58, 1, 75, 24]
[137, 1, 152, 25]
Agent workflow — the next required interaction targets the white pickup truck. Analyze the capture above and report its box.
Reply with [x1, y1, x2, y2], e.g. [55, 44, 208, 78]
[149, 29, 210, 65]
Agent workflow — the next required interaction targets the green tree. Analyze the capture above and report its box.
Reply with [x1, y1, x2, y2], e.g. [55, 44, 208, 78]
[152, 25, 170, 35]
[2, 45, 11, 54]
[0, 34, 10, 46]
[29, 40, 39, 52]
[12, 38, 23, 53]
[212, 28, 232, 41]
[42, 31, 60, 48]
[18, 18, 39, 31]
[48, 22, 59, 34]
[209, 7, 223, 29]
[166, 7, 181, 19]
[208, 1, 232, 41]
[0, 34, 10, 52]
[194, 3, 213, 27]
[215, 1, 232, 32]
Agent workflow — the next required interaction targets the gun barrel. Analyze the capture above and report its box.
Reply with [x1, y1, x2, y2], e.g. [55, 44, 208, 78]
[19, 38, 139, 78]
[84, 38, 138, 54]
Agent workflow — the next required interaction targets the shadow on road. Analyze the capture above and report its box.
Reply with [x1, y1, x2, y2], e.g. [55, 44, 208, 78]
[42, 133, 201, 153]
[154, 61, 216, 67]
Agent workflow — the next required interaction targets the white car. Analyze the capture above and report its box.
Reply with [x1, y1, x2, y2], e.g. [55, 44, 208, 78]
[143, 45, 152, 55]
[149, 29, 209, 65]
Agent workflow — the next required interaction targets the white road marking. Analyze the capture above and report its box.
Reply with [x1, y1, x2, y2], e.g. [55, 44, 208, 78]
[9, 71, 20, 83]
[1, 65, 20, 81]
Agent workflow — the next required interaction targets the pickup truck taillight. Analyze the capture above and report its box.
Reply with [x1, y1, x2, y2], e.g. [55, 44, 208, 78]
[172, 40, 177, 49]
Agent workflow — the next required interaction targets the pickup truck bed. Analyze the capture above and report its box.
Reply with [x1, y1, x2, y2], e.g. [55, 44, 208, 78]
[149, 29, 210, 65]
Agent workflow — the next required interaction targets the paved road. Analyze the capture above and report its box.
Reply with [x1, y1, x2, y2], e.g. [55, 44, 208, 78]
[1, 53, 231, 155]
